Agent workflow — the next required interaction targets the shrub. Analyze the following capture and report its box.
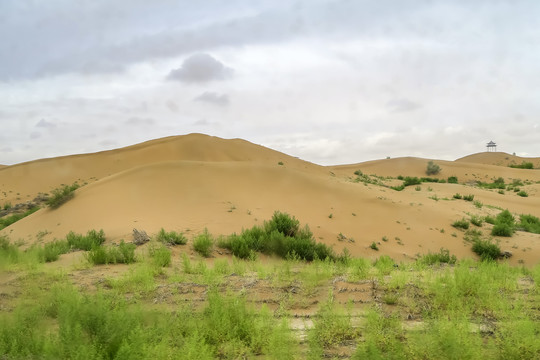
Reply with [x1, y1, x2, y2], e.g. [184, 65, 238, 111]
[418, 248, 457, 265]
[149, 244, 171, 267]
[492, 223, 514, 237]
[370, 242, 379, 251]
[473, 200, 483, 209]
[463, 194, 474, 201]
[46, 183, 80, 209]
[470, 215, 483, 227]
[420, 177, 439, 183]
[426, 161, 441, 175]
[472, 239, 501, 261]
[517, 191, 528, 197]
[453, 193, 462, 199]
[156, 228, 187, 245]
[452, 219, 470, 230]
[2, 202, 11, 210]
[484, 216, 496, 225]
[518, 214, 540, 234]
[193, 229, 213, 257]
[391, 185, 405, 191]
[264, 211, 299, 237]
[67, 229, 106, 251]
[86, 241, 136, 265]
[447, 176, 458, 184]
[509, 162, 533, 169]
[403, 176, 421, 187]
[42, 240, 70, 262]
[354, 170, 363, 176]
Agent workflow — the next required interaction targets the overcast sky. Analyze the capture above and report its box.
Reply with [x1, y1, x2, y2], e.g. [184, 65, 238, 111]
[1, 0, 539, 166]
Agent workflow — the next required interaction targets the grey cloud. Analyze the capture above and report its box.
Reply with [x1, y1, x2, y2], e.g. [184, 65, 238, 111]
[167, 54, 233, 83]
[194, 92, 230, 106]
[30, 132, 41, 139]
[386, 98, 421, 113]
[125, 117, 155, 125]
[36, 119, 56, 128]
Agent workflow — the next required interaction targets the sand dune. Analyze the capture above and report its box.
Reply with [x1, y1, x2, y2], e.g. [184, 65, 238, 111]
[456, 152, 540, 168]
[1, 134, 539, 265]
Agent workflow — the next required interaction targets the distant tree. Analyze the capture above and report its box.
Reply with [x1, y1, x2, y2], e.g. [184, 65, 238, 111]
[426, 161, 441, 176]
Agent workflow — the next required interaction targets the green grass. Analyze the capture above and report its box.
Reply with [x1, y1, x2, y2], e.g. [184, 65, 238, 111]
[518, 214, 540, 234]
[472, 239, 501, 261]
[452, 218, 470, 230]
[418, 248, 457, 265]
[46, 182, 80, 208]
[0, 206, 40, 230]
[66, 229, 106, 250]
[155, 228, 187, 245]
[86, 240, 136, 265]
[193, 228, 214, 257]
[463, 194, 475, 201]
[470, 215, 483, 227]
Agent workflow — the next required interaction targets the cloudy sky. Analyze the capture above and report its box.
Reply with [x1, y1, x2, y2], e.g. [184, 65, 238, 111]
[1, 0, 539, 165]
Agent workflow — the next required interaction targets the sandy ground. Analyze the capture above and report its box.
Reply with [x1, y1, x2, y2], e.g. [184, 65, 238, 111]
[1, 134, 539, 266]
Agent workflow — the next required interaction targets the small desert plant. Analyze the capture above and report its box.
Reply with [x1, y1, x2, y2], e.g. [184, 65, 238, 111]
[354, 170, 363, 176]
[86, 241, 136, 265]
[418, 248, 457, 265]
[403, 176, 421, 187]
[509, 162, 533, 169]
[426, 161, 441, 175]
[470, 215, 483, 227]
[66, 229, 105, 251]
[473, 200, 483, 209]
[453, 193, 462, 199]
[46, 183, 80, 209]
[149, 244, 171, 267]
[452, 219, 470, 230]
[447, 176, 458, 184]
[517, 190, 528, 197]
[2, 202, 11, 210]
[42, 240, 70, 262]
[370, 242, 379, 251]
[391, 185, 405, 191]
[518, 214, 540, 234]
[156, 228, 187, 245]
[463, 194, 475, 201]
[415, 186, 421, 191]
[490, 210, 516, 237]
[472, 239, 501, 261]
[193, 229, 213, 257]
[278, 161, 284, 165]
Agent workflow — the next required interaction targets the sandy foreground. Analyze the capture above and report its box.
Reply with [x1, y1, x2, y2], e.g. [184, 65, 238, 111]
[1, 133, 539, 266]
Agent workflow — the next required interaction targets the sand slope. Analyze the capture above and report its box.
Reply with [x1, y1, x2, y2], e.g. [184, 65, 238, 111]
[456, 152, 540, 168]
[1, 135, 539, 265]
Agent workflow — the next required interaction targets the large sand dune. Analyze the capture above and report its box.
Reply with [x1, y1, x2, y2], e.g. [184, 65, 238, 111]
[1, 134, 539, 265]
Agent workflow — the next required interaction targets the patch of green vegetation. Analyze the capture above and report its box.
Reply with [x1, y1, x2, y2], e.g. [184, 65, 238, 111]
[509, 162, 534, 169]
[156, 228, 187, 245]
[470, 215, 483, 227]
[447, 176, 458, 184]
[2, 202, 12, 210]
[219, 211, 335, 261]
[453, 193, 462, 199]
[518, 214, 540, 234]
[403, 176, 421, 186]
[0, 206, 40, 230]
[418, 248, 457, 265]
[66, 229, 106, 251]
[148, 243, 171, 267]
[193, 229, 214, 257]
[477, 177, 506, 190]
[517, 190, 528, 197]
[491, 210, 516, 237]
[474, 200, 483, 209]
[472, 239, 501, 261]
[463, 194, 475, 201]
[452, 219, 470, 230]
[86, 240, 136, 265]
[46, 182, 80, 209]
[370, 242, 379, 251]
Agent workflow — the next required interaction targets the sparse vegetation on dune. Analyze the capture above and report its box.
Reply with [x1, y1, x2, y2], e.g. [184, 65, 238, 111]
[0, 206, 40, 230]
[46, 182, 80, 209]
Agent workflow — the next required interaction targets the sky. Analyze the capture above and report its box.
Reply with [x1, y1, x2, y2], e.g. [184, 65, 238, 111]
[1, 0, 539, 166]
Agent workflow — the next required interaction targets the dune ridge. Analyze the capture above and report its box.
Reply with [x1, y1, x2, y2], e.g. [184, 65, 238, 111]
[1, 134, 539, 265]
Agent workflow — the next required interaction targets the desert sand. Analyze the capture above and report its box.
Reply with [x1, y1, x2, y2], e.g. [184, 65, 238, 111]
[1, 134, 539, 265]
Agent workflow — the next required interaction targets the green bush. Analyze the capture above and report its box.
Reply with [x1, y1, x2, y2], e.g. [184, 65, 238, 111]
[42, 240, 70, 262]
[86, 241, 136, 265]
[156, 228, 187, 245]
[46, 183, 80, 209]
[193, 229, 213, 257]
[391, 185, 405, 191]
[426, 161, 441, 175]
[472, 239, 501, 261]
[447, 176, 458, 184]
[420, 177, 439, 183]
[403, 176, 421, 187]
[149, 244, 171, 267]
[370, 242, 379, 251]
[517, 191, 528, 197]
[452, 219, 470, 230]
[470, 215, 483, 227]
[492, 223, 514, 237]
[219, 212, 335, 261]
[418, 248, 457, 265]
[509, 162, 533, 169]
[67, 229, 106, 251]
[453, 193, 462, 199]
[463, 194, 474, 201]
[518, 214, 540, 234]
